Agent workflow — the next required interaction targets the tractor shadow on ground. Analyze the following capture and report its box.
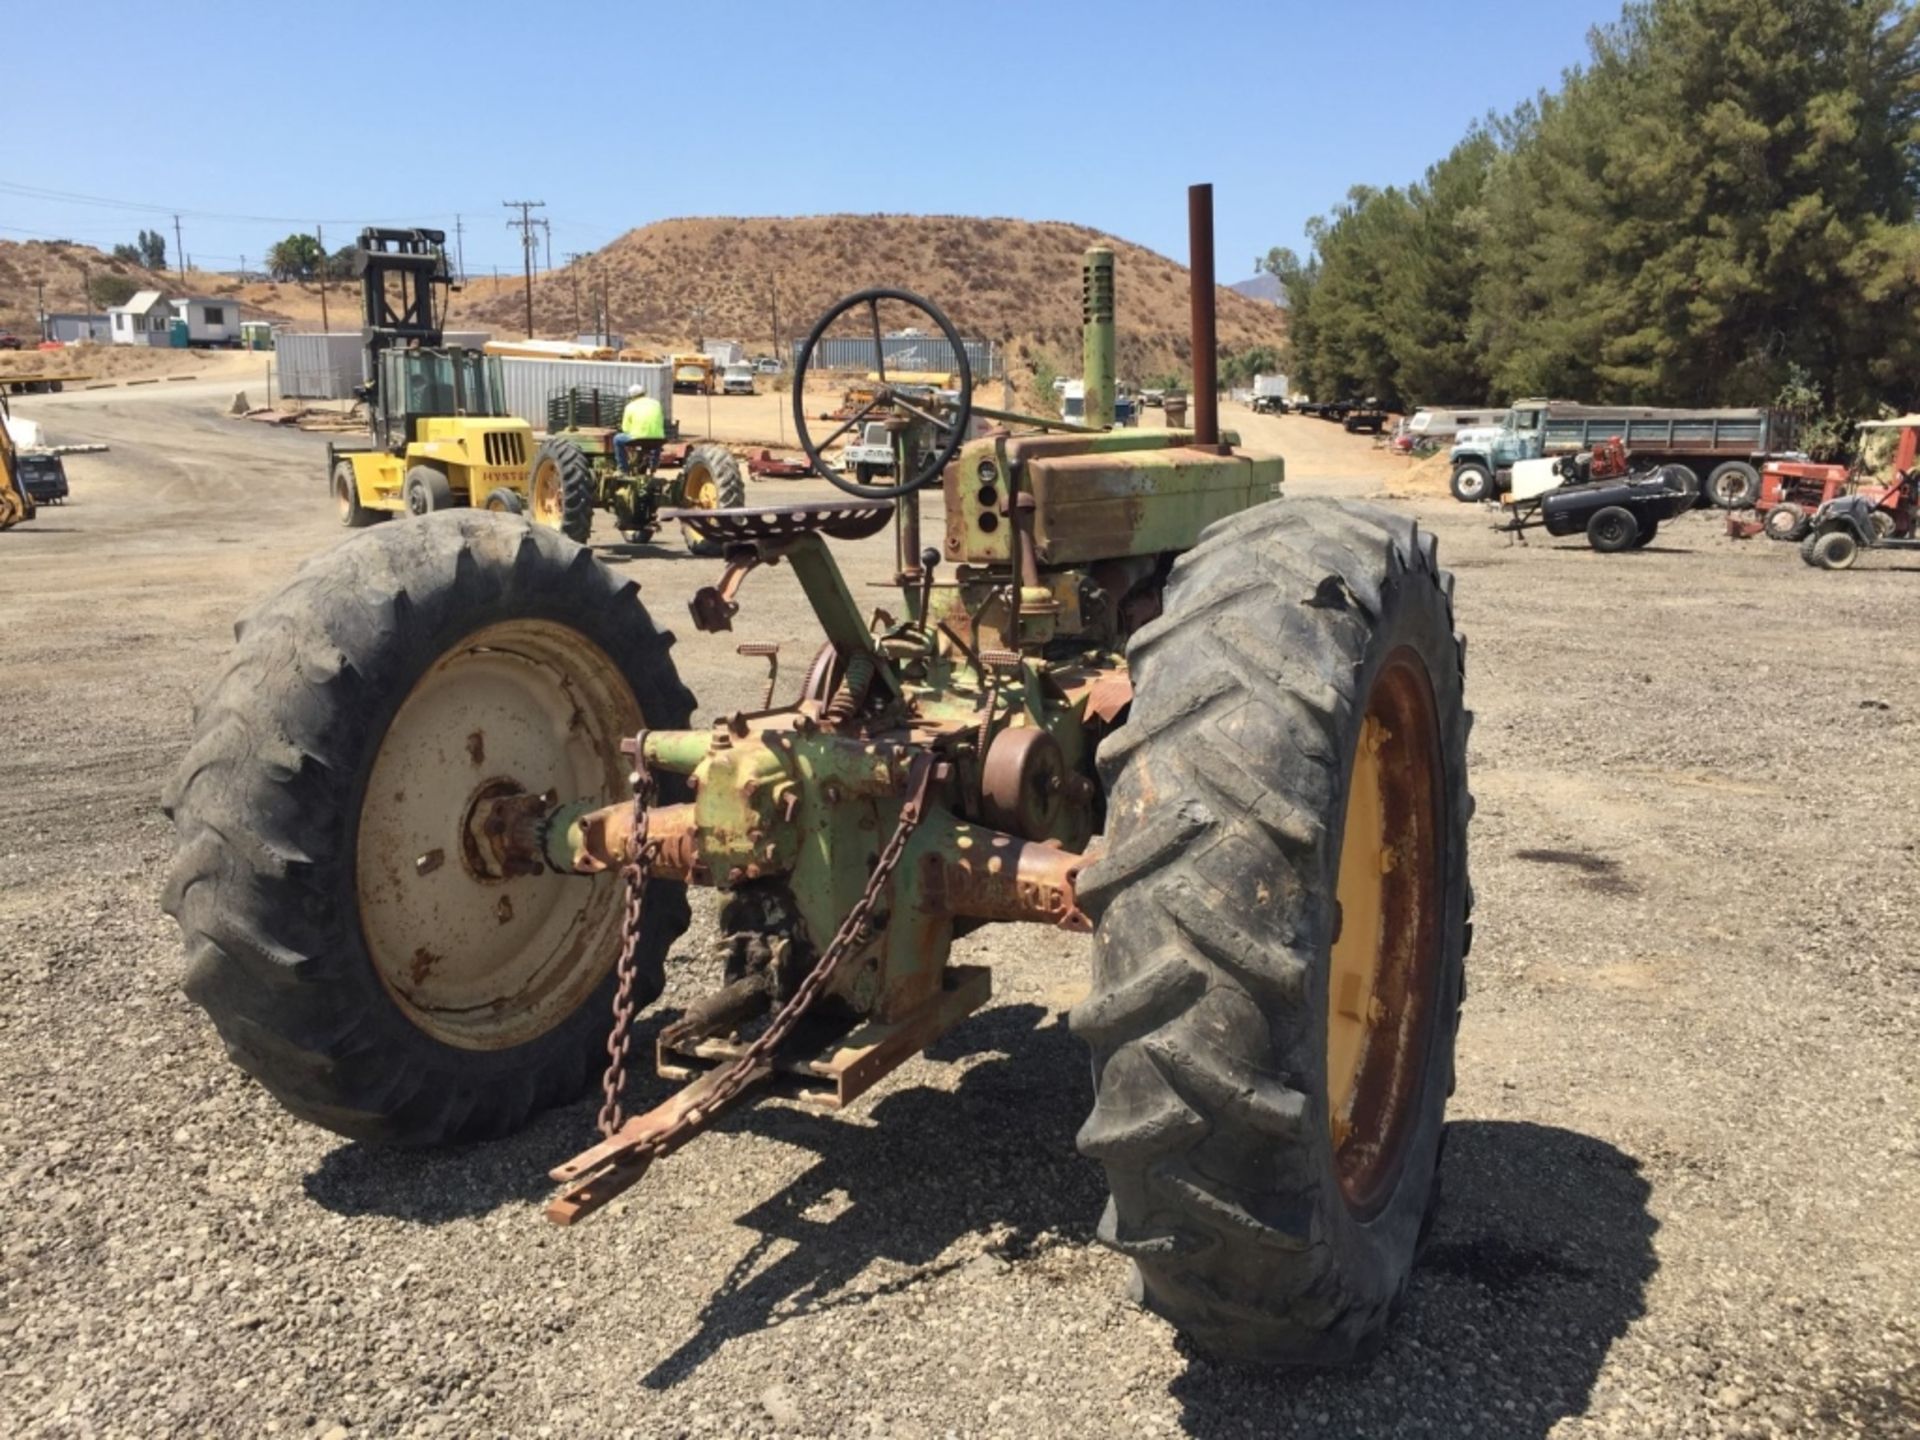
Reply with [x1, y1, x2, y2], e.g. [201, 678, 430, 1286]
[1167, 1120, 1657, 1440]
[299, 1005, 696, 1224]
[638, 999, 1102, 1390]
[592, 539, 708, 564]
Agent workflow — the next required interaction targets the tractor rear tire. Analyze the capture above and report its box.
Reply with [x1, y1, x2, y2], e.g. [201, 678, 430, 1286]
[404, 465, 452, 517]
[334, 460, 378, 528]
[1074, 498, 1471, 1365]
[1810, 529, 1860, 571]
[1587, 505, 1639, 552]
[528, 438, 596, 544]
[1707, 461, 1761, 510]
[678, 444, 746, 556]
[161, 513, 696, 1145]
[1764, 503, 1807, 542]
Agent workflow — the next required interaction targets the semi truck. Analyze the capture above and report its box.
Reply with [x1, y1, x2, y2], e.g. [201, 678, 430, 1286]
[1448, 399, 1795, 508]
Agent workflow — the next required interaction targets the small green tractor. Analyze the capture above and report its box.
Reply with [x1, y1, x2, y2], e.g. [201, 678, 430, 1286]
[164, 187, 1472, 1364]
[532, 386, 745, 553]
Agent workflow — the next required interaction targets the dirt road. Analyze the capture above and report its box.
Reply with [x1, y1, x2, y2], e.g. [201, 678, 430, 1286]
[1, 391, 1915, 1438]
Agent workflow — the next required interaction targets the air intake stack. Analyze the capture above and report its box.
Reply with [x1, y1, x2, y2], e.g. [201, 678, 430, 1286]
[1082, 246, 1116, 430]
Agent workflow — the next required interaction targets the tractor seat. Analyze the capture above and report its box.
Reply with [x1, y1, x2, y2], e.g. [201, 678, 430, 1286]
[667, 501, 895, 545]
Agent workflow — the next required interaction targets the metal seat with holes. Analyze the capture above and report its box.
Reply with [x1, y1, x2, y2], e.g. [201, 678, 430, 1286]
[665, 500, 896, 548]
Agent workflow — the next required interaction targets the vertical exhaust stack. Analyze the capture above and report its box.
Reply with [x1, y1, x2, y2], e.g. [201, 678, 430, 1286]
[1188, 183, 1220, 449]
[1082, 246, 1116, 430]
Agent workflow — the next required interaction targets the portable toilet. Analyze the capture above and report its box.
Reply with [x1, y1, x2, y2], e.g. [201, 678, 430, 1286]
[240, 321, 274, 351]
[167, 317, 190, 348]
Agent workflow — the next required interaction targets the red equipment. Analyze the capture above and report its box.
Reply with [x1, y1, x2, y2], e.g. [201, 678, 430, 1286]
[747, 448, 812, 479]
[1740, 418, 1919, 541]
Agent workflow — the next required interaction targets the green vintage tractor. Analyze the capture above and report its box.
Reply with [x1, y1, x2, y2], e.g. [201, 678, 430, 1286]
[532, 386, 745, 554]
[162, 188, 1472, 1365]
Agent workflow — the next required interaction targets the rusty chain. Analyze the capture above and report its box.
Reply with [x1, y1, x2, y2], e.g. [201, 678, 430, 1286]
[596, 750, 940, 1155]
[597, 742, 658, 1137]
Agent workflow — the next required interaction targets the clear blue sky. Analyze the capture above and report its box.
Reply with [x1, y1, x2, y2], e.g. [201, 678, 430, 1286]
[8, 0, 1606, 280]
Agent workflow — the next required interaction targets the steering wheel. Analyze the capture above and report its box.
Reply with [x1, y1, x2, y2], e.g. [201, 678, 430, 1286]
[790, 287, 974, 500]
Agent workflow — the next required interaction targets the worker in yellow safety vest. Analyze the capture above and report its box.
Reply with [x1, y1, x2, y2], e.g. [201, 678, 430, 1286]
[614, 384, 666, 473]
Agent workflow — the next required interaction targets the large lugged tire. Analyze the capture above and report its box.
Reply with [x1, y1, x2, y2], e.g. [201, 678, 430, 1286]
[1073, 498, 1471, 1365]
[161, 513, 695, 1144]
[677, 444, 746, 556]
[528, 437, 596, 543]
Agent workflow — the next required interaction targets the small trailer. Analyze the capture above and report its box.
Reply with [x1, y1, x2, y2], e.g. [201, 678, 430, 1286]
[1493, 438, 1698, 551]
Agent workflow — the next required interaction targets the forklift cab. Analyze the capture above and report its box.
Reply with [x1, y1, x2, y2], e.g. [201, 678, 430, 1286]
[374, 347, 508, 451]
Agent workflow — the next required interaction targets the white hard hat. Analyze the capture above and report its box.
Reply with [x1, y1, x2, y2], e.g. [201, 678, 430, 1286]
[627, 384, 645, 397]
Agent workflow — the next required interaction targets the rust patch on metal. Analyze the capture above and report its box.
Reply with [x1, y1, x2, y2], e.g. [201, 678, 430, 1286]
[465, 730, 486, 765]
[409, 947, 441, 987]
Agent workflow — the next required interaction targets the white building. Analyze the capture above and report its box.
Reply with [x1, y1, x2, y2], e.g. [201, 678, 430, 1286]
[107, 290, 172, 346]
[171, 297, 240, 347]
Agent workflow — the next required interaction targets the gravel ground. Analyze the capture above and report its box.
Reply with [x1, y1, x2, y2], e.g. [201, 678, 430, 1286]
[1, 392, 1916, 1439]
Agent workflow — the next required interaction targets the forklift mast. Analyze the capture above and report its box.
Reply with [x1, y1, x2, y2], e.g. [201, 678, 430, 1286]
[354, 227, 455, 448]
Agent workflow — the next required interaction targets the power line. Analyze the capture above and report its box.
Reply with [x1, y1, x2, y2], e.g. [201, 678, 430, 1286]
[0, 177, 457, 227]
[503, 200, 546, 339]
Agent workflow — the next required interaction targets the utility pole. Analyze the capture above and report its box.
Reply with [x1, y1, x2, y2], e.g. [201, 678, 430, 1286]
[565, 252, 587, 339]
[691, 303, 707, 352]
[453, 214, 466, 284]
[503, 200, 546, 338]
[769, 276, 780, 367]
[35, 281, 45, 341]
[315, 223, 330, 333]
[173, 214, 185, 283]
[770, 276, 784, 442]
[541, 218, 552, 276]
[78, 259, 90, 313]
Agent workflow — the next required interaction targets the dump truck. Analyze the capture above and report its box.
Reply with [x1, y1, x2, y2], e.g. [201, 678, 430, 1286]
[1448, 399, 1794, 507]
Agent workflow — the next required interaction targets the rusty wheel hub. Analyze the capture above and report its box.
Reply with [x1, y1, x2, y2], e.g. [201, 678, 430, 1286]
[1326, 648, 1443, 1216]
[355, 620, 639, 1051]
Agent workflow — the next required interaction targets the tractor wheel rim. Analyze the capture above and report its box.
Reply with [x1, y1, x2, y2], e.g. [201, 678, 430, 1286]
[1327, 648, 1443, 1216]
[354, 619, 639, 1051]
[686, 464, 718, 511]
[531, 460, 561, 527]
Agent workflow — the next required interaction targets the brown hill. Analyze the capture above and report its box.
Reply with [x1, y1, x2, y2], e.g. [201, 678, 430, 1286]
[464, 215, 1288, 385]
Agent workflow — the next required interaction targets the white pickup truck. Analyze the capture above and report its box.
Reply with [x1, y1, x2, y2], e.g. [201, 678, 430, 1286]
[722, 363, 756, 396]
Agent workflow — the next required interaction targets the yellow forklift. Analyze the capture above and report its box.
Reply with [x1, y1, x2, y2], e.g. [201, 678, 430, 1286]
[0, 395, 35, 531]
[329, 229, 587, 538]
